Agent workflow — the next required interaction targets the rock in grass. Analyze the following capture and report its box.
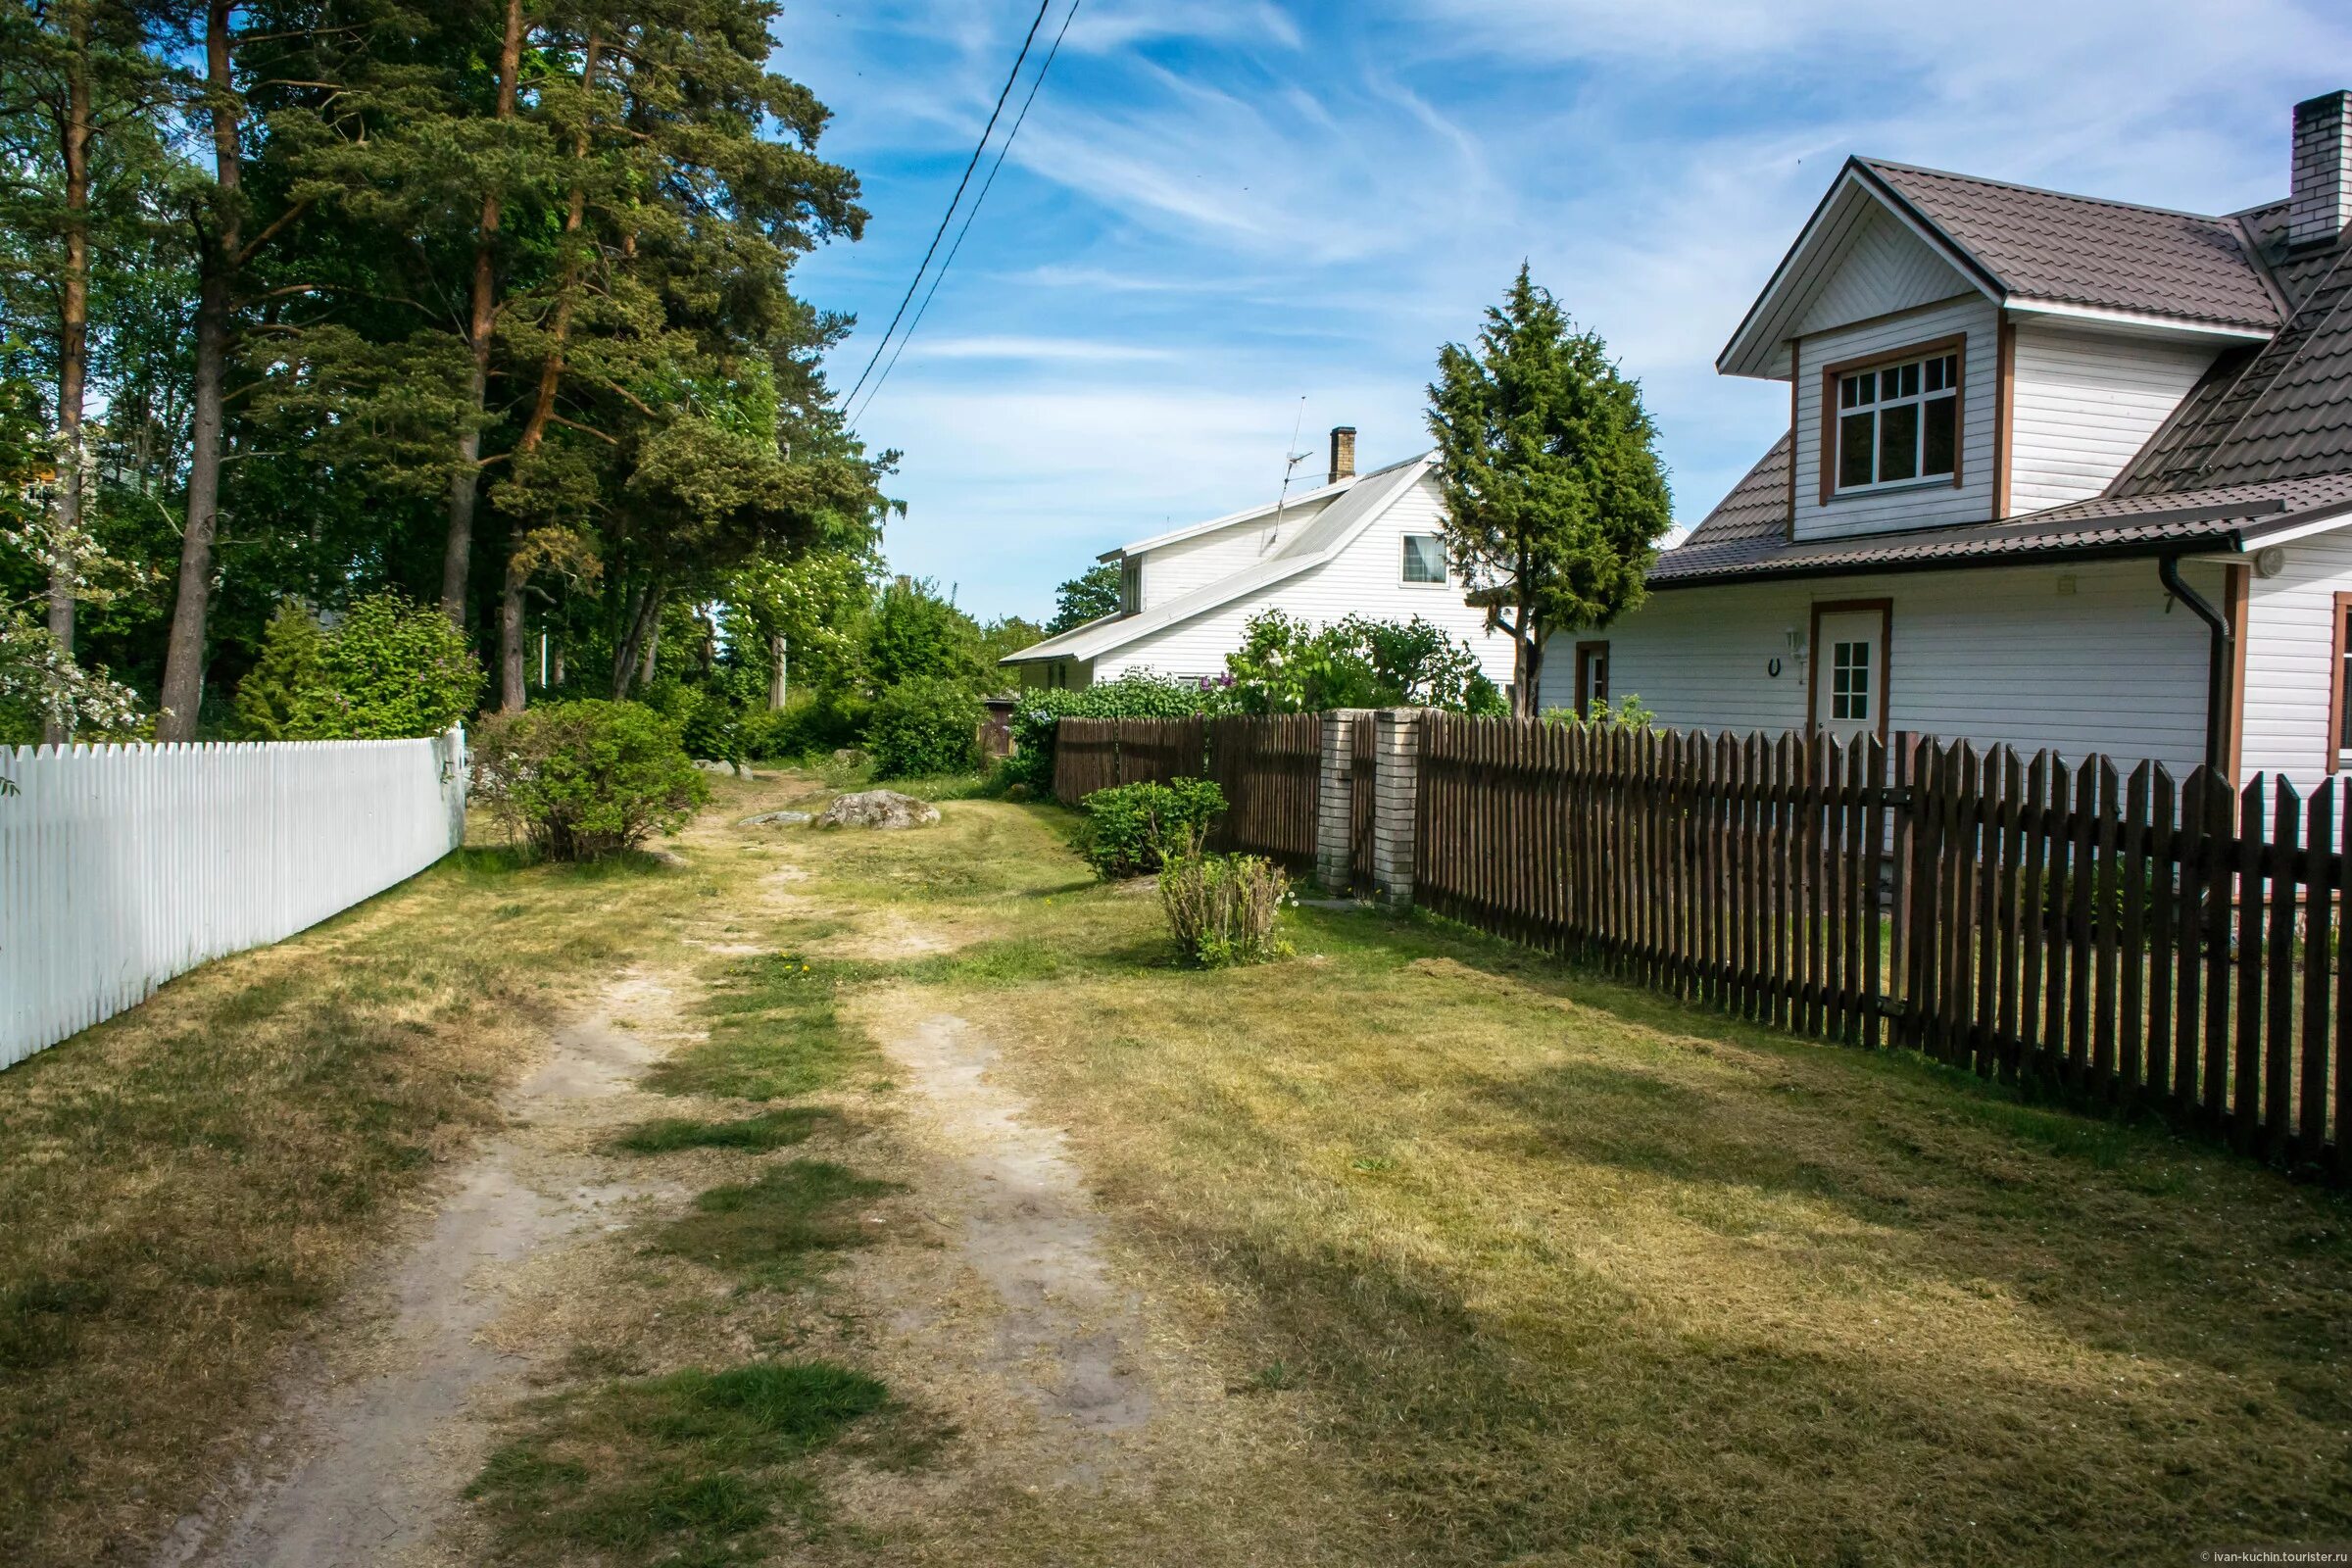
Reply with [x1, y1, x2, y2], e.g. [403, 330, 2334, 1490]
[738, 809, 811, 826]
[815, 790, 939, 830]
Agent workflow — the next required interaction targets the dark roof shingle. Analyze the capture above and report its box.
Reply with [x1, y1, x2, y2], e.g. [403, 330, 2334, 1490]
[1858, 159, 2283, 331]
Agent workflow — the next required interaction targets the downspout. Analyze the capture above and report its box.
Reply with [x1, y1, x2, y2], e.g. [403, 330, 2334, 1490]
[2159, 553, 2232, 775]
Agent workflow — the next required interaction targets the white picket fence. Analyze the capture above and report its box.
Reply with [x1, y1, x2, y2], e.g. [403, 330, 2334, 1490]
[0, 728, 468, 1068]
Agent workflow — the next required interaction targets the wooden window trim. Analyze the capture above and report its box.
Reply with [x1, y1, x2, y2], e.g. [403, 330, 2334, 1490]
[2228, 566, 2250, 785]
[1786, 357, 1800, 541]
[1816, 333, 1968, 508]
[1574, 640, 1610, 715]
[1806, 598, 1892, 744]
[2333, 591, 2352, 775]
[1990, 318, 2017, 520]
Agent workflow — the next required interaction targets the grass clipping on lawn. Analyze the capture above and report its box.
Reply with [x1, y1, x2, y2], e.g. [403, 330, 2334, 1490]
[784, 799, 2352, 1568]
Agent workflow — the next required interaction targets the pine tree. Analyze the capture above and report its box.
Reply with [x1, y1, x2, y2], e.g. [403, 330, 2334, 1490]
[1426, 266, 1673, 715]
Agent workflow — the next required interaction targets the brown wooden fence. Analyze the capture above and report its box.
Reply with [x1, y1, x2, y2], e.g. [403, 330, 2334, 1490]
[1901, 740, 2348, 1172]
[1417, 715, 1893, 1047]
[1204, 714, 1321, 867]
[1414, 714, 2347, 1176]
[1114, 716, 1204, 789]
[1051, 718, 1122, 805]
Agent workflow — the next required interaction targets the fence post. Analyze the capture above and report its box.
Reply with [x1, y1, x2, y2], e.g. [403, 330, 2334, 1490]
[1370, 708, 1423, 907]
[1316, 710, 1365, 893]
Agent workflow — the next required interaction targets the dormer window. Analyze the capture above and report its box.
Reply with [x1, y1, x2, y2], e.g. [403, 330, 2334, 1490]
[1830, 340, 1962, 495]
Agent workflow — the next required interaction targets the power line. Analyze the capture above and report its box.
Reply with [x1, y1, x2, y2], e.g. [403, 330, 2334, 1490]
[838, 0, 1056, 411]
[851, 0, 1083, 422]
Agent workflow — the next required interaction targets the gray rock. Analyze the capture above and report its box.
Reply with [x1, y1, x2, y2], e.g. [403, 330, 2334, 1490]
[815, 790, 940, 830]
[738, 809, 811, 826]
[646, 847, 690, 867]
[831, 747, 863, 763]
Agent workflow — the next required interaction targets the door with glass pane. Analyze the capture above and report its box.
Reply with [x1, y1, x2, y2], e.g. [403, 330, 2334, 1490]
[1811, 602, 1889, 742]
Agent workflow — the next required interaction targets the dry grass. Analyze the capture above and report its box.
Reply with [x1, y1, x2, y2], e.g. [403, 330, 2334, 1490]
[776, 799, 2352, 1567]
[0, 829, 740, 1566]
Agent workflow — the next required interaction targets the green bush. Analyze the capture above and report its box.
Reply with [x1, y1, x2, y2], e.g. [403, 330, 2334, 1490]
[1075, 777, 1227, 879]
[1160, 851, 1293, 966]
[865, 676, 982, 778]
[236, 592, 482, 739]
[469, 700, 710, 860]
[741, 687, 871, 761]
[1002, 671, 1210, 793]
[646, 679, 745, 764]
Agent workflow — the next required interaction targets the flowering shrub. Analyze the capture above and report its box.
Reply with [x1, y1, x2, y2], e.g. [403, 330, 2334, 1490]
[1159, 851, 1293, 967]
[1001, 671, 1211, 793]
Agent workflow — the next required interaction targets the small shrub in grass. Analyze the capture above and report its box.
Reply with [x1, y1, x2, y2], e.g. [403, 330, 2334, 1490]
[865, 676, 981, 778]
[1160, 851, 1293, 967]
[470, 700, 709, 861]
[1075, 777, 1226, 879]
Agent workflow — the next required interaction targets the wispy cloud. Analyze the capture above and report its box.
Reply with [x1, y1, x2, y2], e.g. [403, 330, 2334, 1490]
[783, 0, 2352, 616]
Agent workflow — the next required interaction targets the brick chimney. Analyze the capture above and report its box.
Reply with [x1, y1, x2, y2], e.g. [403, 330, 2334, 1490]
[1327, 425, 1356, 485]
[2290, 90, 2352, 249]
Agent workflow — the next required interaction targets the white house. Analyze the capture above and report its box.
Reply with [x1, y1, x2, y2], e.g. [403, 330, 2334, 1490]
[1540, 90, 2352, 791]
[1001, 427, 1516, 691]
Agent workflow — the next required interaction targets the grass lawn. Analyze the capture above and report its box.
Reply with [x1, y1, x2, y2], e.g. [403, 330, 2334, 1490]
[4, 771, 2348, 1567]
[781, 798, 2352, 1567]
[0, 831, 745, 1565]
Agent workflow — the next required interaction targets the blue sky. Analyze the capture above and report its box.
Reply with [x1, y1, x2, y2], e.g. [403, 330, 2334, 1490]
[776, 0, 2352, 624]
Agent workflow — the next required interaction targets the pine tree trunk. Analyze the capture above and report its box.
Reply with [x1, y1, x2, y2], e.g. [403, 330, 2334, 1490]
[41, 3, 93, 745]
[499, 25, 601, 703]
[156, 1, 239, 743]
[441, 0, 525, 624]
[1509, 596, 1541, 719]
[499, 558, 526, 712]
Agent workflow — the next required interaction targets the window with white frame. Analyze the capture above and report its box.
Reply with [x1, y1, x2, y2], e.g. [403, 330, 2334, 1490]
[1835, 348, 1959, 492]
[1401, 533, 1447, 584]
[1830, 638, 1872, 721]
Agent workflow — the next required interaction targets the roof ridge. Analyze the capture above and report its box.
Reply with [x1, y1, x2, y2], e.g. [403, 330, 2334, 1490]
[1857, 156, 2243, 227]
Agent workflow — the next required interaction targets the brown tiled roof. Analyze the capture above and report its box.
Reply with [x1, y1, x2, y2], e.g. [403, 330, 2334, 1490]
[1857, 159, 2283, 331]
[1654, 469, 2352, 587]
[2114, 232, 2352, 494]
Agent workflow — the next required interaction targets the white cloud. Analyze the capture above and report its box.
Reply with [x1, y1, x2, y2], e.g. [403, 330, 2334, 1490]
[909, 335, 1181, 363]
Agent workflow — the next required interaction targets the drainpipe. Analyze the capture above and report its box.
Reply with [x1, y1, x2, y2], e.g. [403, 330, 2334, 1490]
[2159, 553, 2232, 775]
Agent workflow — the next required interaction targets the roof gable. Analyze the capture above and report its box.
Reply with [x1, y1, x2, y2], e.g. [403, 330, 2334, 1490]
[1859, 160, 2282, 333]
[1720, 158, 2284, 379]
[1002, 456, 1438, 666]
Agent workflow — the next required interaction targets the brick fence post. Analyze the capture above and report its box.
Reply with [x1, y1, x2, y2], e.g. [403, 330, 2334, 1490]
[1315, 709, 1365, 892]
[1370, 708, 1423, 907]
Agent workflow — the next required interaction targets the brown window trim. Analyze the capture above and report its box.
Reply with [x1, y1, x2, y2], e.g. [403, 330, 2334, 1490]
[1806, 598, 1892, 744]
[2333, 592, 2352, 775]
[1574, 640, 1610, 715]
[1816, 333, 1968, 508]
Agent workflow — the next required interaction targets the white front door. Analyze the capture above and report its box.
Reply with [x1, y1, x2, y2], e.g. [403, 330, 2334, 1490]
[1812, 606, 1887, 742]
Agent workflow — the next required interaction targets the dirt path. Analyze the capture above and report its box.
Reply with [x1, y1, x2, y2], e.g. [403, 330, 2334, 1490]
[154, 984, 688, 1568]
[880, 1010, 1153, 1440]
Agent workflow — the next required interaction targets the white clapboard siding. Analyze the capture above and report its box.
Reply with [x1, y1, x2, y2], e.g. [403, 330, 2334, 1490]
[0, 728, 468, 1068]
[1791, 293, 2000, 541]
[2008, 323, 2218, 514]
[2242, 527, 2352, 790]
[1543, 558, 2220, 773]
[1097, 470, 1517, 687]
[1795, 203, 1973, 337]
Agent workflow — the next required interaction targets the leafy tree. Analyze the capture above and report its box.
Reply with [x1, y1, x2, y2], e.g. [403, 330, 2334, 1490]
[1047, 562, 1120, 634]
[865, 576, 980, 690]
[976, 614, 1042, 680]
[724, 548, 874, 709]
[865, 674, 979, 778]
[1427, 265, 1672, 715]
[232, 591, 481, 738]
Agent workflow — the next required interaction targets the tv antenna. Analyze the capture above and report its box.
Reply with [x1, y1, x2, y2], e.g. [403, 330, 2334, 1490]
[1266, 396, 1308, 555]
